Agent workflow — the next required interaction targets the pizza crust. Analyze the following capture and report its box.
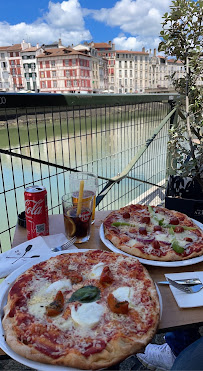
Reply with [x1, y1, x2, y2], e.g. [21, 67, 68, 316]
[103, 205, 203, 262]
[2, 251, 160, 370]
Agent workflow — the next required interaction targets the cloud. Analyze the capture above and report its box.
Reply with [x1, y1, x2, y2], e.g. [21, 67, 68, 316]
[113, 35, 163, 53]
[0, 0, 92, 46]
[86, 0, 171, 50]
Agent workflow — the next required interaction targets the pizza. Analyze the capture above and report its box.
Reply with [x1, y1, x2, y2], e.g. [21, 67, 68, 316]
[103, 204, 203, 261]
[2, 250, 160, 370]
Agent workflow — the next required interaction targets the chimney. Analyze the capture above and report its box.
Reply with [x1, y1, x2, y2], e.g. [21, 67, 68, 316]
[149, 49, 151, 55]
[112, 43, 115, 50]
[58, 38, 62, 46]
[154, 48, 156, 56]
[36, 43, 39, 49]
[108, 40, 112, 46]
[142, 47, 145, 53]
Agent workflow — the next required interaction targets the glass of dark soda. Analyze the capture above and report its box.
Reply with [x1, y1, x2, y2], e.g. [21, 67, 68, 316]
[62, 193, 93, 243]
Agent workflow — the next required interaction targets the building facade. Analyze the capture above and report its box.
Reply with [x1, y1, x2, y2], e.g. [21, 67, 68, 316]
[1, 39, 201, 94]
[37, 47, 91, 93]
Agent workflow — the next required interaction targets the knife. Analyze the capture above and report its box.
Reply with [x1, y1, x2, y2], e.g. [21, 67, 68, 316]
[157, 278, 201, 285]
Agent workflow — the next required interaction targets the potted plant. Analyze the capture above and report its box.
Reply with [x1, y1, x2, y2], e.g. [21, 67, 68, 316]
[158, 0, 203, 222]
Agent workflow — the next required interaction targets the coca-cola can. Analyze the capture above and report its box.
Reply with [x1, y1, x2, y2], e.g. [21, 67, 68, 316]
[24, 185, 49, 240]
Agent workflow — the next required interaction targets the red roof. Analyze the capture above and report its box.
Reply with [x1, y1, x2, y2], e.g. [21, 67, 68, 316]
[22, 47, 38, 52]
[0, 46, 10, 50]
[37, 47, 90, 58]
[7, 44, 22, 51]
[116, 50, 149, 55]
[93, 43, 112, 49]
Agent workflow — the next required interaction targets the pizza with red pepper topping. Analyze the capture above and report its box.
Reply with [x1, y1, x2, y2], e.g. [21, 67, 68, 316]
[103, 205, 203, 261]
[2, 250, 160, 370]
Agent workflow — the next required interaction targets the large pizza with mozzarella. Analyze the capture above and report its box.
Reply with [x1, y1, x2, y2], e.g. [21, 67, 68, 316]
[2, 250, 160, 370]
[103, 204, 203, 261]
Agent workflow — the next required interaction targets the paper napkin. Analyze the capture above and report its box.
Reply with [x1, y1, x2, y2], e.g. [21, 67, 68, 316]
[165, 272, 203, 308]
[0, 233, 77, 279]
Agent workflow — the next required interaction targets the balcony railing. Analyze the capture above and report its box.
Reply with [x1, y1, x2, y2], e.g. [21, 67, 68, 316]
[0, 92, 180, 252]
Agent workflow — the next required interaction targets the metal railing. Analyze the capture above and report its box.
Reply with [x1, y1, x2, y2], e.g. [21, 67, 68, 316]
[0, 92, 180, 252]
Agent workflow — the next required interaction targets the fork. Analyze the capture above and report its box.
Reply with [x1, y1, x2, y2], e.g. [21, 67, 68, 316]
[51, 237, 77, 252]
[167, 278, 203, 294]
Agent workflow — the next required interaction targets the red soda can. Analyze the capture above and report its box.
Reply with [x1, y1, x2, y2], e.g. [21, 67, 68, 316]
[24, 185, 49, 240]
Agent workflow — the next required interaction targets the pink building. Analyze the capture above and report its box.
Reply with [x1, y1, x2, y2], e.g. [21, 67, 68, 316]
[37, 47, 92, 93]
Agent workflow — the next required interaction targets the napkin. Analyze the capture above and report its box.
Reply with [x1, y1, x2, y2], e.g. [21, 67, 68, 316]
[165, 272, 203, 308]
[0, 234, 77, 279]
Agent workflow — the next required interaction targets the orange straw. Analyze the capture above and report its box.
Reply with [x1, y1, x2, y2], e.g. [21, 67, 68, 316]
[77, 180, 84, 215]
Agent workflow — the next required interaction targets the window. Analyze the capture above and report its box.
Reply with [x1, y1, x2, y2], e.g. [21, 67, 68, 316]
[10, 52, 13, 57]
[80, 60, 84, 66]
[16, 52, 19, 57]
[65, 70, 70, 77]
[51, 60, 55, 67]
[42, 81, 46, 88]
[130, 70, 133, 77]
[32, 73, 36, 80]
[53, 80, 57, 88]
[119, 70, 122, 77]
[111, 77, 114, 83]
[64, 60, 69, 66]
[11, 60, 15, 66]
[125, 70, 127, 77]
[73, 80, 77, 86]
[134, 56, 137, 61]
[117, 54, 119, 58]
[119, 61, 122, 68]
[1, 53, 5, 59]
[24, 64, 29, 71]
[40, 71, 45, 78]
[125, 61, 127, 68]
[125, 79, 127, 86]
[130, 61, 132, 68]
[45, 61, 50, 68]
[31, 63, 35, 71]
[12, 68, 16, 75]
[52, 70, 56, 77]
[66, 80, 71, 87]
[26, 73, 30, 80]
[140, 57, 142, 61]
[72, 59, 76, 66]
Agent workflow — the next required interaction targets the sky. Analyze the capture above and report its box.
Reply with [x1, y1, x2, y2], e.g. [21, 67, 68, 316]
[0, 0, 172, 51]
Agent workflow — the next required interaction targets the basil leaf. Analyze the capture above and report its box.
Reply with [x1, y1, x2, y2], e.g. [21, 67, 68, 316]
[69, 286, 100, 303]
[112, 222, 132, 227]
[148, 205, 154, 213]
[165, 224, 196, 231]
[169, 227, 175, 235]
[159, 218, 165, 226]
[172, 240, 184, 254]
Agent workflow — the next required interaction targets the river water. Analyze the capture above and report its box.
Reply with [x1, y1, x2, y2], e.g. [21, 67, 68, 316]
[0, 107, 168, 251]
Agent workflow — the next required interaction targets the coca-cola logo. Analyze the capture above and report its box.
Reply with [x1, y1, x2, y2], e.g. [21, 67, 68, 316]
[25, 199, 43, 216]
[79, 210, 91, 222]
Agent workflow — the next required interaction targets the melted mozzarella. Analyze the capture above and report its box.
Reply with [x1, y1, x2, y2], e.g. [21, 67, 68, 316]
[45, 279, 72, 293]
[89, 262, 105, 279]
[112, 286, 133, 303]
[71, 302, 105, 328]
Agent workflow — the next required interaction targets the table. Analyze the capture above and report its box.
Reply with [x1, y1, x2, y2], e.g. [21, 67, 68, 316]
[11, 211, 203, 333]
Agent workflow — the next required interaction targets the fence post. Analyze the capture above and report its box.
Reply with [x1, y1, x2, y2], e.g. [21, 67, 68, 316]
[166, 98, 179, 181]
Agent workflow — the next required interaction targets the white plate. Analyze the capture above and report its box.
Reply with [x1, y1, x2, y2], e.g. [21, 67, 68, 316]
[0, 248, 162, 370]
[0, 249, 89, 371]
[100, 219, 203, 267]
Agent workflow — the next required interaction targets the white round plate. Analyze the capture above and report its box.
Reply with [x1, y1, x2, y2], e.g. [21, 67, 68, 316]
[0, 248, 162, 370]
[100, 219, 203, 267]
[0, 249, 89, 371]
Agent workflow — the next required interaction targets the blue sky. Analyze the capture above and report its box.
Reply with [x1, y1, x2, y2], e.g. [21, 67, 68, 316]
[0, 0, 171, 51]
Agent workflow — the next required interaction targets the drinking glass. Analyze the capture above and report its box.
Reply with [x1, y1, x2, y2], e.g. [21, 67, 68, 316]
[69, 172, 98, 224]
[62, 193, 93, 243]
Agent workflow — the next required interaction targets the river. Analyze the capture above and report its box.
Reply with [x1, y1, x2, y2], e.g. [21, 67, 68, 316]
[0, 107, 168, 251]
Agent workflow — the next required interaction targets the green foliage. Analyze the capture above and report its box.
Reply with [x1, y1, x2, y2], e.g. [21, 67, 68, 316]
[158, 0, 203, 189]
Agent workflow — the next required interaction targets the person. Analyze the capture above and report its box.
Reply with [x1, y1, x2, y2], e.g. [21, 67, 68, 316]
[137, 328, 201, 370]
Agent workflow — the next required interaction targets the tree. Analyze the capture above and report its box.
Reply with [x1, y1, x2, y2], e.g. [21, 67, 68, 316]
[158, 0, 203, 190]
